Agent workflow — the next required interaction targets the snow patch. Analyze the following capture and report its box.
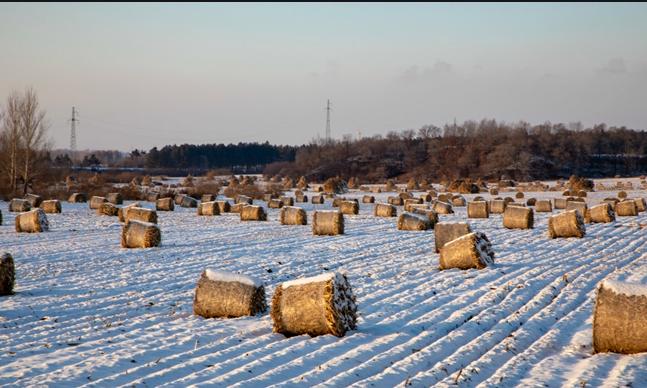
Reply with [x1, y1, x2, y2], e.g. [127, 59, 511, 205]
[283, 272, 335, 289]
[204, 269, 261, 287]
[602, 279, 647, 297]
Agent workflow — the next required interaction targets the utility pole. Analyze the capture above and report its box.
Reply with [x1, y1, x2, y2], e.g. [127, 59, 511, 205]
[70, 107, 78, 159]
[325, 99, 331, 142]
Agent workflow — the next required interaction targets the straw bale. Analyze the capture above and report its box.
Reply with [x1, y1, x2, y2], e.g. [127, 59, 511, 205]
[89, 196, 107, 210]
[503, 206, 534, 229]
[362, 195, 375, 204]
[432, 201, 454, 215]
[193, 270, 266, 318]
[434, 222, 472, 253]
[68, 193, 87, 203]
[588, 203, 615, 223]
[280, 206, 307, 225]
[616, 200, 638, 216]
[633, 198, 646, 212]
[312, 211, 344, 235]
[535, 199, 552, 212]
[374, 203, 396, 217]
[339, 201, 359, 215]
[156, 197, 175, 211]
[107, 192, 123, 205]
[24, 193, 42, 208]
[240, 205, 267, 221]
[201, 194, 216, 202]
[280, 196, 295, 207]
[467, 201, 489, 218]
[216, 200, 231, 213]
[97, 202, 119, 216]
[197, 201, 220, 216]
[311, 195, 325, 204]
[397, 212, 432, 231]
[489, 199, 507, 214]
[388, 196, 404, 206]
[9, 199, 31, 212]
[439, 232, 494, 270]
[121, 220, 161, 248]
[15, 208, 49, 233]
[268, 199, 284, 209]
[181, 196, 198, 208]
[548, 210, 586, 238]
[40, 200, 61, 214]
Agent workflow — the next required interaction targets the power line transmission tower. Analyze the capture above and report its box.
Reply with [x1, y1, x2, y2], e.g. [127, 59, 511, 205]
[69, 107, 78, 156]
[325, 99, 331, 142]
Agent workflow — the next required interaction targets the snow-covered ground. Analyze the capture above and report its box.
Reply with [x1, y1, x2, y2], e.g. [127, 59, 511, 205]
[1, 187, 646, 387]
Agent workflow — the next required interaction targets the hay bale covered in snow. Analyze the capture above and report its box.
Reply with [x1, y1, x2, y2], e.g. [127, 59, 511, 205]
[434, 222, 472, 253]
[280, 206, 307, 225]
[123, 207, 158, 223]
[97, 202, 119, 216]
[312, 211, 344, 235]
[588, 203, 615, 223]
[9, 199, 31, 212]
[201, 194, 216, 202]
[451, 195, 466, 207]
[181, 196, 198, 208]
[388, 196, 404, 206]
[362, 195, 375, 204]
[68, 193, 87, 203]
[432, 201, 454, 215]
[107, 193, 123, 205]
[397, 212, 432, 231]
[40, 200, 61, 214]
[89, 196, 107, 209]
[412, 208, 438, 228]
[311, 195, 324, 204]
[197, 201, 220, 216]
[121, 220, 161, 248]
[0, 252, 14, 296]
[548, 210, 586, 238]
[271, 272, 357, 337]
[554, 198, 568, 209]
[156, 197, 174, 211]
[503, 206, 534, 229]
[489, 199, 506, 214]
[439, 232, 494, 270]
[593, 279, 647, 354]
[616, 200, 638, 217]
[193, 269, 266, 318]
[268, 199, 284, 209]
[374, 203, 397, 217]
[240, 205, 267, 221]
[467, 201, 489, 218]
[216, 200, 231, 213]
[24, 194, 42, 208]
[15, 209, 49, 233]
[339, 200, 359, 215]
[535, 200, 552, 212]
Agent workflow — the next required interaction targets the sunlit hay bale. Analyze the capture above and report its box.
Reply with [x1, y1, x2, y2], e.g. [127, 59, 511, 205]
[398, 192, 414, 200]
[325, 193, 335, 199]
[174, 194, 186, 205]
[9, 199, 31, 212]
[362, 195, 375, 204]
[562, 190, 571, 196]
[271, 272, 357, 337]
[181, 196, 198, 208]
[97, 202, 119, 217]
[566, 201, 589, 222]
[15, 208, 49, 233]
[201, 194, 216, 202]
[634, 198, 646, 213]
[617, 191, 628, 199]
[312, 211, 344, 235]
[577, 190, 588, 198]
[296, 194, 308, 203]
[0, 252, 14, 296]
[339, 200, 359, 215]
[388, 196, 404, 206]
[240, 205, 267, 221]
[24, 193, 42, 208]
[89, 196, 107, 210]
[432, 201, 454, 215]
[332, 198, 342, 208]
[467, 201, 489, 219]
[123, 206, 158, 224]
[428, 190, 438, 198]
[489, 199, 506, 214]
[569, 196, 585, 202]
[156, 197, 175, 211]
[121, 220, 161, 248]
[526, 198, 537, 206]
[437, 193, 451, 203]
[412, 208, 439, 228]
[147, 192, 160, 202]
[489, 188, 499, 195]
[616, 200, 638, 217]
[439, 232, 494, 270]
[554, 198, 568, 209]
[419, 193, 432, 202]
[371, 186, 383, 193]
[193, 269, 266, 318]
[40, 200, 61, 214]
[374, 203, 397, 217]
[311, 195, 324, 204]
[397, 212, 432, 231]
[535, 199, 552, 212]
[602, 197, 619, 211]
[280, 196, 295, 207]
[263, 193, 275, 202]
[197, 201, 220, 216]
[230, 203, 245, 213]
[407, 178, 419, 190]
[503, 197, 514, 205]
[215, 200, 230, 213]
[593, 279, 647, 354]
[107, 192, 123, 205]
[503, 205, 534, 229]
[117, 202, 141, 222]
[279, 206, 307, 225]
[548, 210, 586, 238]
[236, 195, 253, 205]
[434, 222, 472, 253]
[68, 193, 87, 203]
[588, 203, 615, 223]
[406, 204, 429, 213]
[268, 199, 284, 209]
[403, 198, 423, 212]
[515, 192, 524, 199]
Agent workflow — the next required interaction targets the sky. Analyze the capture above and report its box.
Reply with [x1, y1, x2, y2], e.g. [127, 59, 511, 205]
[1, 3, 646, 151]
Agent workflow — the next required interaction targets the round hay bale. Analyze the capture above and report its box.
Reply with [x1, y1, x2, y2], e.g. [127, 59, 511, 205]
[271, 272, 357, 337]
[407, 178, 419, 190]
[123, 206, 158, 223]
[616, 200, 638, 216]
[634, 198, 646, 213]
[236, 195, 253, 205]
[526, 198, 537, 206]
[569, 196, 585, 202]
[397, 212, 431, 231]
[15, 209, 49, 233]
[437, 193, 450, 203]
[489, 199, 506, 214]
[432, 201, 454, 215]
[97, 202, 119, 216]
[68, 193, 87, 203]
[362, 195, 375, 204]
[419, 193, 432, 202]
[593, 280, 647, 354]
[280, 206, 307, 225]
[268, 199, 284, 209]
[197, 201, 220, 216]
[9, 199, 31, 212]
[215, 200, 230, 213]
[503, 197, 514, 205]
[201, 194, 216, 202]
[566, 201, 588, 222]
[280, 196, 295, 207]
[403, 198, 423, 212]
[412, 208, 439, 228]
[295, 194, 308, 203]
[230, 203, 245, 213]
[406, 203, 429, 213]
[311, 195, 324, 204]
[439, 232, 494, 270]
[515, 192, 524, 199]
[156, 197, 175, 211]
[89, 196, 107, 210]
[181, 196, 198, 208]
[618, 191, 628, 199]
[107, 193, 123, 205]
[121, 220, 161, 248]
[554, 198, 568, 209]
[473, 196, 485, 202]
[240, 205, 267, 221]
[503, 206, 534, 229]
[577, 190, 588, 198]
[428, 190, 438, 198]
[147, 193, 160, 202]
[40, 200, 62, 214]
[0, 252, 15, 296]
[312, 211, 344, 235]
[374, 203, 397, 218]
[467, 201, 489, 219]
[535, 199, 552, 212]
[434, 222, 472, 253]
[602, 197, 619, 211]
[263, 193, 276, 202]
[24, 194, 42, 208]
[388, 196, 404, 206]
[193, 269, 266, 318]
[562, 190, 571, 196]
[332, 198, 342, 207]
[548, 210, 586, 238]
[489, 188, 499, 195]
[174, 194, 186, 205]
[588, 203, 615, 223]
[339, 201, 359, 215]
[398, 192, 414, 200]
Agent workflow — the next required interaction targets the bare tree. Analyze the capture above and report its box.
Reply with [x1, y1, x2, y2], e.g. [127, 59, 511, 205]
[0, 92, 22, 193]
[19, 88, 49, 194]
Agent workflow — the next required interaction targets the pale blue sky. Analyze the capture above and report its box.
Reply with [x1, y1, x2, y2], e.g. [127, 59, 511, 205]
[1, 3, 646, 150]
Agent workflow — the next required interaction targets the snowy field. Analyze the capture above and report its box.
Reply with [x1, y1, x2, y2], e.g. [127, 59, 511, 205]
[1, 186, 647, 387]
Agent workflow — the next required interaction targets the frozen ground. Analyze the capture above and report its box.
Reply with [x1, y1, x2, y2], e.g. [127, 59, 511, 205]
[1, 186, 646, 387]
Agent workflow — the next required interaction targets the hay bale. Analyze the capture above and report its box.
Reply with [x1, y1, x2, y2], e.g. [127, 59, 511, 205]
[437, 193, 451, 203]
[548, 210, 586, 238]
[107, 193, 123, 205]
[312, 211, 344, 235]
[419, 193, 432, 202]
[123, 206, 158, 223]
[181, 196, 198, 208]
[535, 199, 552, 212]
[193, 269, 266, 318]
[577, 190, 587, 198]
[489, 188, 499, 195]
[618, 191, 628, 199]
[280, 196, 295, 207]
[156, 197, 175, 211]
[467, 201, 489, 219]
[216, 200, 231, 213]
[515, 192, 524, 199]
[339, 201, 359, 215]
[616, 200, 638, 216]
[271, 272, 357, 337]
[121, 220, 161, 248]
[362, 195, 375, 204]
[263, 193, 275, 202]
[526, 198, 536, 206]
[229, 203, 245, 213]
[503, 206, 534, 229]
[40, 200, 61, 214]
[15, 208, 49, 233]
[399, 192, 414, 200]
[566, 201, 588, 221]
[296, 194, 308, 203]
[593, 279, 647, 354]
[24, 193, 42, 208]
[280, 206, 307, 225]
[489, 199, 506, 214]
[406, 204, 429, 213]
[374, 203, 397, 217]
[451, 195, 466, 207]
[473, 196, 485, 202]
[388, 196, 404, 206]
[403, 198, 423, 212]
[97, 202, 119, 216]
[268, 199, 284, 209]
[311, 195, 324, 204]
[439, 232, 494, 270]
[428, 190, 438, 198]
[588, 203, 615, 223]
[0, 253, 14, 295]
[432, 201, 454, 215]
[201, 194, 216, 202]
[634, 198, 646, 212]
[89, 196, 108, 209]
[9, 199, 31, 212]
[236, 195, 253, 205]
[397, 212, 432, 231]
[174, 194, 186, 205]
[562, 190, 571, 196]
[554, 198, 568, 209]
[503, 197, 514, 205]
[434, 222, 472, 253]
[240, 205, 267, 221]
[147, 193, 160, 202]
[197, 201, 220, 216]
[412, 208, 439, 228]
[603, 197, 619, 211]
[68, 193, 87, 203]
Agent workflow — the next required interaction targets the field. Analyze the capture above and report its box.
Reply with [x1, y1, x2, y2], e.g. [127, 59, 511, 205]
[1, 183, 647, 387]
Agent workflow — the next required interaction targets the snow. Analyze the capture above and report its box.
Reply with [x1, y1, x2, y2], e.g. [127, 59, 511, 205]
[282, 272, 335, 289]
[204, 269, 261, 287]
[601, 279, 647, 297]
[1, 184, 647, 387]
